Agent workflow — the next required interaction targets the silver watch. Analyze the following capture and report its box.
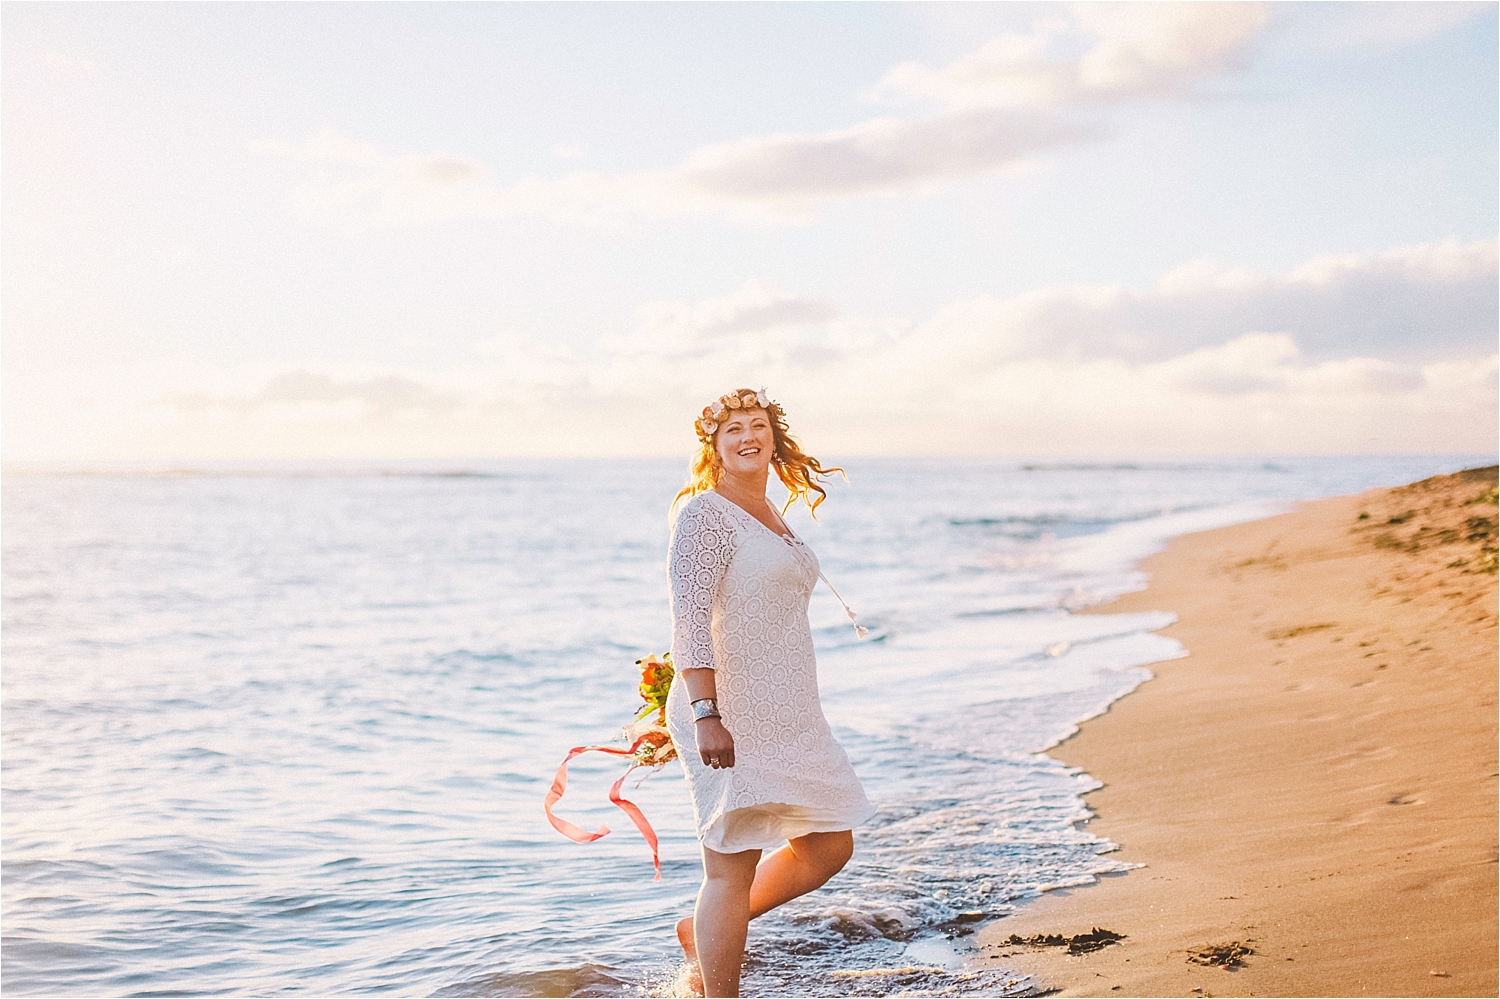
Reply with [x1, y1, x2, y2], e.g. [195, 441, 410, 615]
[691, 697, 721, 721]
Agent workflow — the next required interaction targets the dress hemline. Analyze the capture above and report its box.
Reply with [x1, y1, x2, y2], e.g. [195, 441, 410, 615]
[700, 799, 877, 854]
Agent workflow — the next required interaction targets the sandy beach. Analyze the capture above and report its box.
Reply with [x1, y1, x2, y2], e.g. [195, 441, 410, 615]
[981, 467, 1499, 998]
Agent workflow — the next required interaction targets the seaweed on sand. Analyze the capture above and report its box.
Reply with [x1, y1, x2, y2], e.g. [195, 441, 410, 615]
[1004, 927, 1125, 955]
[1186, 941, 1255, 969]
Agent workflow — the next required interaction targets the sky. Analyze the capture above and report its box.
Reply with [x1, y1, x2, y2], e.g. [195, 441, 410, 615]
[4, 0, 1497, 461]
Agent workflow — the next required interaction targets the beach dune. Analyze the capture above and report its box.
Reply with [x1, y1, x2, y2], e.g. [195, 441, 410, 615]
[982, 467, 1498, 998]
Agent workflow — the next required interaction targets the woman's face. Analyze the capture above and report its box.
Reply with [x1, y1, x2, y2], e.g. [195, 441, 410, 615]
[715, 407, 775, 476]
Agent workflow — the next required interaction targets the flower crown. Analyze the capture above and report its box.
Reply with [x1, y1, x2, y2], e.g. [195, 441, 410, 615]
[697, 387, 776, 440]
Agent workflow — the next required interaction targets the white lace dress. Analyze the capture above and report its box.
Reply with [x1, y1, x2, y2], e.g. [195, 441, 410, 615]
[664, 490, 876, 854]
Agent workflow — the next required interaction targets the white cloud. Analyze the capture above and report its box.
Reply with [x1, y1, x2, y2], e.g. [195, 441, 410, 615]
[1151, 332, 1429, 397]
[254, 109, 1095, 225]
[630, 280, 839, 348]
[667, 108, 1094, 207]
[66, 336, 1487, 460]
[253, 5, 1291, 225]
[251, 131, 511, 226]
[12, 241, 1495, 460]
[1157, 331, 1301, 395]
[151, 371, 467, 422]
[604, 282, 904, 390]
[886, 348, 1496, 455]
[872, 2, 1271, 108]
[881, 237, 1496, 368]
[1286, 238, 1498, 287]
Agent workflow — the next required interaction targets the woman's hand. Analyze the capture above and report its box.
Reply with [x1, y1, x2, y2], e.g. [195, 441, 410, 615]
[694, 717, 735, 768]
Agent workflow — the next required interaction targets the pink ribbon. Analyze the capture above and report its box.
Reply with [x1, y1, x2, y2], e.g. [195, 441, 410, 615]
[544, 735, 662, 880]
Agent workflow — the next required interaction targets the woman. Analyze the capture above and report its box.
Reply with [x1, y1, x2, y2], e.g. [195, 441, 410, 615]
[665, 387, 876, 998]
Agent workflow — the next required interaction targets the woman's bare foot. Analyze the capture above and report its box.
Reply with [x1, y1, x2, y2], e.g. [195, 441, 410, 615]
[675, 916, 703, 996]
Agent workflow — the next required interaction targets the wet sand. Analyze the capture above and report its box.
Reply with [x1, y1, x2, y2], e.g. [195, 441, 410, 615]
[981, 467, 1499, 998]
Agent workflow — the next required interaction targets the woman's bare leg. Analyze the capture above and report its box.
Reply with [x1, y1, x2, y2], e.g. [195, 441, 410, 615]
[678, 830, 854, 992]
[748, 830, 853, 918]
[693, 845, 761, 998]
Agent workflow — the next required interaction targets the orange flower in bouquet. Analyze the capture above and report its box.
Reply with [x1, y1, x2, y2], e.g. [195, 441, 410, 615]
[634, 652, 673, 722]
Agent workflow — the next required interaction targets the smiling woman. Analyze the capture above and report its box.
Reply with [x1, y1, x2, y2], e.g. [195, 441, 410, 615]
[663, 388, 875, 998]
[674, 387, 844, 515]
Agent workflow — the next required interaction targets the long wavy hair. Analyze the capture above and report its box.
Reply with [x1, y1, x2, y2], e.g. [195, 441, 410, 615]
[672, 388, 844, 515]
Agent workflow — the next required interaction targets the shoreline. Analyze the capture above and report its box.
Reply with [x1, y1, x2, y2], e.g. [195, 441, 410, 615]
[981, 467, 1499, 998]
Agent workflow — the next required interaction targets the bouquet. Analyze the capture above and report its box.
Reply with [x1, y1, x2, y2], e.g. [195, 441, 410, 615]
[543, 652, 678, 879]
[625, 652, 678, 768]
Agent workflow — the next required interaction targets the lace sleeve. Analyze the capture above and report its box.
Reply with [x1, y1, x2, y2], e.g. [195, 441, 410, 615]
[669, 497, 735, 672]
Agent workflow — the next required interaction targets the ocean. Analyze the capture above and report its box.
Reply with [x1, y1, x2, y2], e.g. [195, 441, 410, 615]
[2, 455, 1482, 997]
